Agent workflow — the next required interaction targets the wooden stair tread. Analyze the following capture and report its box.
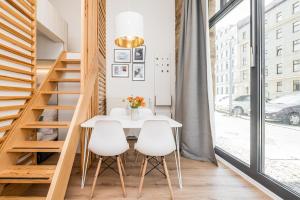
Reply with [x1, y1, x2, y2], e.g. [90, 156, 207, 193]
[49, 78, 80, 82]
[22, 121, 70, 128]
[0, 96, 31, 100]
[32, 105, 76, 110]
[0, 196, 46, 200]
[40, 91, 80, 94]
[54, 68, 80, 72]
[61, 59, 80, 64]
[0, 165, 56, 183]
[7, 141, 64, 152]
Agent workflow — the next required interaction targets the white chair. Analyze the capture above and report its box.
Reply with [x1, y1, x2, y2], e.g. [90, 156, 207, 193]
[109, 107, 127, 117]
[88, 120, 129, 199]
[135, 120, 176, 199]
[138, 108, 153, 118]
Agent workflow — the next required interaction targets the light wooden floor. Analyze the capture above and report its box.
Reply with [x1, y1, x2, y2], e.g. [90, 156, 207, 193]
[63, 148, 271, 200]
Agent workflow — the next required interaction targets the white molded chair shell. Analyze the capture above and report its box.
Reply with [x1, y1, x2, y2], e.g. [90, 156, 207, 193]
[88, 120, 129, 156]
[135, 120, 176, 156]
[110, 107, 127, 117]
[138, 108, 153, 118]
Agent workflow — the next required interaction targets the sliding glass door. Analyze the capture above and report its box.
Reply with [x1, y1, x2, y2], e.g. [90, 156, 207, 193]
[209, 0, 300, 198]
[263, 0, 300, 195]
[210, 0, 251, 164]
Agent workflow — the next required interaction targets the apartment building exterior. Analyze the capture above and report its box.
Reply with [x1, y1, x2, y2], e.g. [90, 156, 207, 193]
[215, 0, 300, 99]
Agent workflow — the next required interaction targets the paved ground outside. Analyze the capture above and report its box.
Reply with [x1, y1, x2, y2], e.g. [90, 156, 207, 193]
[215, 111, 300, 194]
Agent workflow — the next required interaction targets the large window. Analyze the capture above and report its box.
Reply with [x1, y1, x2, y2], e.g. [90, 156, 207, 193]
[264, 0, 300, 195]
[209, 0, 300, 198]
[210, 0, 251, 164]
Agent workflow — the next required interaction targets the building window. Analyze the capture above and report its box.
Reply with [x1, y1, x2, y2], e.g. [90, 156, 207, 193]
[265, 66, 268, 76]
[293, 21, 300, 33]
[242, 57, 247, 66]
[242, 44, 247, 52]
[293, 80, 300, 91]
[276, 81, 282, 92]
[293, 59, 300, 72]
[265, 83, 268, 88]
[276, 46, 282, 56]
[242, 31, 246, 39]
[293, 39, 300, 52]
[242, 70, 247, 80]
[293, 1, 300, 14]
[276, 29, 282, 39]
[276, 12, 282, 22]
[276, 63, 283, 74]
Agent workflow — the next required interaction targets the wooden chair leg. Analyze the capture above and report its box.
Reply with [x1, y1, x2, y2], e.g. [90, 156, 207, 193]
[138, 156, 148, 197]
[162, 157, 174, 200]
[120, 156, 126, 176]
[139, 156, 145, 177]
[90, 157, 102, 199]
[117, 156, 127, 197]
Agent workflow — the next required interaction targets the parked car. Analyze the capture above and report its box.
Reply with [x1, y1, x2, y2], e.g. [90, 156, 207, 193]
[265, 93, 300, 125]
[215, 95, 250, 116]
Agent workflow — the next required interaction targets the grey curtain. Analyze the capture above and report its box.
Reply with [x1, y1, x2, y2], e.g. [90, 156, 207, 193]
[175, 0, 217, 164]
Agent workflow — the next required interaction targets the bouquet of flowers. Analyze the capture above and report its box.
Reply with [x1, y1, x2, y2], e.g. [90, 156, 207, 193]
[127, 96, 146, 109]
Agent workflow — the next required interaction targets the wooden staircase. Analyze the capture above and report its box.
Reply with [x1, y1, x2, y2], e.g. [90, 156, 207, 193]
[0, 52, 81, 199]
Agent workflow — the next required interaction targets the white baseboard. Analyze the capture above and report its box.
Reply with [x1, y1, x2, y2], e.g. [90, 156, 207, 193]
[216, 155, 282, 200]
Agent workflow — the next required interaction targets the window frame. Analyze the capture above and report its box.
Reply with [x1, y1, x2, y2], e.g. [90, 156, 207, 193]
[293, 80, 300, 91]
[293, 21, 300, 33]
[293, 39, 300, 52]
[293, 1, 300, 14]
[276, 45, 283, 56]
[276, 63, 283, 74]
[209, 0, 300, 199]
[293, 59, 300, 72]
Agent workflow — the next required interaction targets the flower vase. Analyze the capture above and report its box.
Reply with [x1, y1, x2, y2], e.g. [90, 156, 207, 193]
[130, 108, 139, 120]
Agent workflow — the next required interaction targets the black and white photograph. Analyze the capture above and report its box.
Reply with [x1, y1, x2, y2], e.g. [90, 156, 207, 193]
[132, 63, 145, 81]
[133, 45, 146, 62]
[111, 64, 129, 78]
[114, 49, 131, 63]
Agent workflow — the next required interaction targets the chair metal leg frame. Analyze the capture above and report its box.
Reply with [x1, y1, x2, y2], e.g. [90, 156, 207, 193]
[144, 156, 166, 177]
[90, 157, 102, 199]
[117, 156, 127, 197]
[99, 157, 119, 176]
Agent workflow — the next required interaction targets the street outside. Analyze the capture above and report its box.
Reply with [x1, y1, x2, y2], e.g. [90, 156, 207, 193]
[215, 111, 300, 193]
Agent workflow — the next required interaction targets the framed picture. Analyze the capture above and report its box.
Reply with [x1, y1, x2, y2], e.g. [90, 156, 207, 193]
[111, 64, 129, 78]
[114, 49, 131, 63]
[132, 45, 146, 63]
[132, 63, 145, 81]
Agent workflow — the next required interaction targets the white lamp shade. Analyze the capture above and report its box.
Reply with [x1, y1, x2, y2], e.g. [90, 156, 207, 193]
[115, 11, 144, 48]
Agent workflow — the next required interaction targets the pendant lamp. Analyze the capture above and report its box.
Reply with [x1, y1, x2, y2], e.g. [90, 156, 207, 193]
[115, 11, 144, 48]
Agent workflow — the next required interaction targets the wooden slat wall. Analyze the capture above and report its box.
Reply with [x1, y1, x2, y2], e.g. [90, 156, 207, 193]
[0, 0, 36, 147]
[98, 0, 106, 115]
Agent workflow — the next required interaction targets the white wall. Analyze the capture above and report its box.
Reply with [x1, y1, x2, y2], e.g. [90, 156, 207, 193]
[37, 33, 64, 60]
[37, 0, 68, 45]
[106, 0, 176, 116]
[49, 0, 82, 52]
